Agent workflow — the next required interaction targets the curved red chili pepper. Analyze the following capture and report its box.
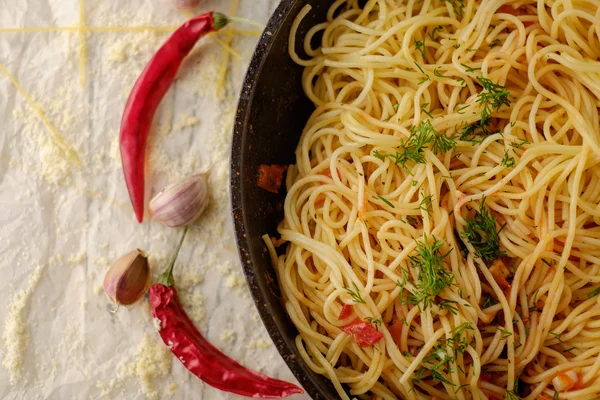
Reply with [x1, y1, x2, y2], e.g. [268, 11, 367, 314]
[120, 12, 229, 222]
[150, 284, 303, 398]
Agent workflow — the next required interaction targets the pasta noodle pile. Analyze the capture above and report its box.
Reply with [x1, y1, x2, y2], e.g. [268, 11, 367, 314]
[264, 0, 600, 398]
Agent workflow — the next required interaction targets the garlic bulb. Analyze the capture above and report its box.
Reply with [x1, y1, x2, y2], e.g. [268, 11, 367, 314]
[103, 249, 150, 312]
[149, 173, 209, 227]
[160, 0, 201, 10]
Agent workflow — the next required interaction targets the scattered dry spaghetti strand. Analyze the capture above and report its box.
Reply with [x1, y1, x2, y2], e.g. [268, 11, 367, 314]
[176, 8, 240, 60]
[78, 0, 87, 87]
[216, 0, 239, 98]
[0, 63, 81, 168]
[228, 16, 266, 29]
[210, 34, 242, 60]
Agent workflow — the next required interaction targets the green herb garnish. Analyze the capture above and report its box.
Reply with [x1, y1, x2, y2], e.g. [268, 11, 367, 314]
[461, 196, 506, 261]
[344, 282, 366, 304]
[406, 235, 454, 310]
[588, 287, 600, 299]
[373, 195, 395, 208]
[500, 150, 515, 167]
[416, 40, 426, 56]
[420, 193, 433, 216]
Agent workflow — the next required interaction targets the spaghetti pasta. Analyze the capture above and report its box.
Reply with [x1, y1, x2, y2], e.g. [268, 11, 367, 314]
[265, 1, 600, 399]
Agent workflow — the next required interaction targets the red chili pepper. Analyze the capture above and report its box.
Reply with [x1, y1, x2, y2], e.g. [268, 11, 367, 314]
[340, 319, 384, 347]
[338, 304, 353, 320]
[120, 12, 229, 223]
[150, 229, 303, 398]
[257, 164, 287, 194]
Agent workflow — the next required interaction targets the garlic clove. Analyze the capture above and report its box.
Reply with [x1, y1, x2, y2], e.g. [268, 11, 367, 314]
[148, 173, 209, 228]
[103, 249, 150, 312]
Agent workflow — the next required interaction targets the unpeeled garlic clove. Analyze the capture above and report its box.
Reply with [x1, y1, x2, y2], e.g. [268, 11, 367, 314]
[103, 249, 150, 312]
[148, 173, 209, 228]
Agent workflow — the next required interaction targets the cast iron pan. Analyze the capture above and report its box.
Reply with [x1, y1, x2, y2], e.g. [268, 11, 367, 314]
[230, 0, 339, 399]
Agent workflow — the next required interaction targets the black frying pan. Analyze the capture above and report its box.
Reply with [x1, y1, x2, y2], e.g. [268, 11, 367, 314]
[230, 0, 340, 398]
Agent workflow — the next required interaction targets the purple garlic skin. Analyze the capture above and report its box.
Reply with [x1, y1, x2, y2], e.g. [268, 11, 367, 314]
[148, 173, 209, 228]
[103, 249, 149, 311]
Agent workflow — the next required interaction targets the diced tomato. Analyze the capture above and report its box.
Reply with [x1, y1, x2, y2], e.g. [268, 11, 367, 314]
[314, 195, 325, 207]
[552, 370, 581, 392]
[340, 319, 384, 347]
[489, 259, 511, 290]
[388, 319, 403, 345]
[496, 5, 534, 27]
[323, 168, 342, 180]
[257, 164, 287, 194]
[338, 304, 353, 320]
[479, 371, 492, 385]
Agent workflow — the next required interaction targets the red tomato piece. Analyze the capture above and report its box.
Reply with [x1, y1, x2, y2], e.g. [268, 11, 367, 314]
[340, 319, 384, 347]
[388, 319, 403, 345]
[257, 164, 287, 194]
[338, 304, 353, 320]
[323, 168, 342, 180]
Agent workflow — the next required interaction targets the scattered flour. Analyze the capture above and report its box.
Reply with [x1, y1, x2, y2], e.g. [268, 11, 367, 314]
[1, 265, 44, 384]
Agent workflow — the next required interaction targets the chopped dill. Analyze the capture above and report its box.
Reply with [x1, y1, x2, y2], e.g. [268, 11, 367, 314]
[407, 215, 418, 224]
[500, 150, 515, 167]
[549, 332, 564, 343]
[416, 40, 426, 56]
[482, 294, 497, 308]
[460, 63, 481, 73]
[511, 138, 530, 148]
[373, 120, 455, 172]
[441, 0, 465, 18]
[406, 235, 454, 310]
[588, 287, 600, 299]
[414, 61, 431, 83]
[428, 26, 444, 41]
[373, 195, 395, 208]
[490, 38, 501, 48]
[365, 317, 383, 330]
[344, 282, 366, 304]
[420, 193, 433, 215]
[476, 77, 512, 123]
[499, 328, 512, 339]
[461, 196, 506, 261]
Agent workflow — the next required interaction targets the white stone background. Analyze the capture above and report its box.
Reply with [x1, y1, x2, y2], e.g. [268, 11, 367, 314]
[0, 0, 310, 399]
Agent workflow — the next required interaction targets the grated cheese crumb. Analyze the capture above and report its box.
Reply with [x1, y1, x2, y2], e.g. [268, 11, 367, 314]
[174, 264, 203, 288]
[95, 257, 110, 268]
[96, 378, 121, 397]
[219, 329, 236, 344]
[225, 271, 248, 296]
[120, 334, 171, 400]
[2, 265, 44, 384]
[179, 291, 205, 324]
[67, 252, 86, 266]
[247, 338, 272, 350]
[171, 114, 199, 134]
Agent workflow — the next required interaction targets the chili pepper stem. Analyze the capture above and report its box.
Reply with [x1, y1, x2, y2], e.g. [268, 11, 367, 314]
[212, 12, 230, 31]
[157, 227, 189, 286]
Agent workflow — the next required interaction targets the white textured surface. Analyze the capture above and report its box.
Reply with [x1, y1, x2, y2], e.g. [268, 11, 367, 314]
[0, 1, 310, 399]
